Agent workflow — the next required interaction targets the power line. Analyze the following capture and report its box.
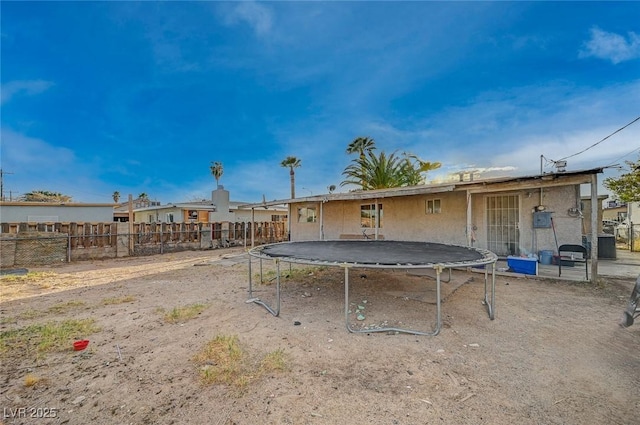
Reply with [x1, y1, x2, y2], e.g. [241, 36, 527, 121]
[557, 115, 640, 162]
[605, 146, 640, 168]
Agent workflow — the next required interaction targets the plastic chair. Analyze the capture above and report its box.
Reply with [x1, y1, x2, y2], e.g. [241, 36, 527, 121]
[558, 244, 588, 280]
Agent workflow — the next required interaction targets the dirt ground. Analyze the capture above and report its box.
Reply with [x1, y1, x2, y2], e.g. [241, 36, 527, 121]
[1, 248, 638, 425]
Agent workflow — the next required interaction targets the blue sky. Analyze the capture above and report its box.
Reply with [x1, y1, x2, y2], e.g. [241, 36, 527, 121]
[1, 1, 639, 204]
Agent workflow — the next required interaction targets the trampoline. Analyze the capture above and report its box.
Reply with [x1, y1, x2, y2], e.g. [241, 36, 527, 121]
[247, 240, 498, 336]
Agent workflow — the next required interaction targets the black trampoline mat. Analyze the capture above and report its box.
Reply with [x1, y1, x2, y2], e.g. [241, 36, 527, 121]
[256, 240, 493, 266]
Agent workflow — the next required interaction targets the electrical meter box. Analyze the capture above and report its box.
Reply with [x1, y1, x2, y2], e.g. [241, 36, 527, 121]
[533, 211, 552, 228]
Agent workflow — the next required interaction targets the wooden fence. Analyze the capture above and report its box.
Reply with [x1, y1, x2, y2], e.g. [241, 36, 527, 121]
[0, 221, 288, 267]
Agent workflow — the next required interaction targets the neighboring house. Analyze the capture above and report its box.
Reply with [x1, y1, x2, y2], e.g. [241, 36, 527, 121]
[602, 200, 628, 223]
[242, 167, 606, 258]
[127, 187, 288, 224]
[0, 201, 115, 225]
[113, 197, 161, 222]
[132, 202, 215, 223]
[580, 194, 609, 234]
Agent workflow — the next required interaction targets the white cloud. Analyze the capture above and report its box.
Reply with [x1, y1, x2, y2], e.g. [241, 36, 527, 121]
[224, 1, 273, 37]
[1, 80, 54, 104]
[579, 27, 640, 64]
[1, 128, 75, 166]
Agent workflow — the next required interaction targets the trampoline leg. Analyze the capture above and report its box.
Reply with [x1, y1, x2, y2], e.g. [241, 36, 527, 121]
[246, 257, 281, 317]
[260, 258, 264, 283]
[482, 262, 496, 320]
[345, 265, 442, 336]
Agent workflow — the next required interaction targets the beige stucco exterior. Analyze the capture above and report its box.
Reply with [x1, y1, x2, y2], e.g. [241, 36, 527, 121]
[289, 184, 586, 257]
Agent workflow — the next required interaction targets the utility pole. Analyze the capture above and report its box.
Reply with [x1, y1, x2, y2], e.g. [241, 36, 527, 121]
[0, 169, 14, 201]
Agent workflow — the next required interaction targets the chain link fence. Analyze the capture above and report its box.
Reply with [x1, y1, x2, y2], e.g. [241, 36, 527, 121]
[616, 223, 639, 252]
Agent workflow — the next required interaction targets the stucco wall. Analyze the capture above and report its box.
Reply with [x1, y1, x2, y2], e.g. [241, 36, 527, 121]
[289, 184, 585, 256]
[0, 205, 114, 223]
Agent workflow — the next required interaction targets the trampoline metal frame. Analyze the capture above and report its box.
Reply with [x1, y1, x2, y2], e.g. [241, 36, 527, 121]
[247, 241, 497, 336]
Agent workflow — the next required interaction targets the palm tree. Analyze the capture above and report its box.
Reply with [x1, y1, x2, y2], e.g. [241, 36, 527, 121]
[346, 137, 376, 188]
[210, 161, 224, 188]
[341, 150, 442, 190]
[112, 191, 120, 203]
[401, 153, 442, 186]
[341, 150, 405, 190]
[346, 136, 376, 158]
[138, 192, 149, 206]
[280, 156, 301, 198]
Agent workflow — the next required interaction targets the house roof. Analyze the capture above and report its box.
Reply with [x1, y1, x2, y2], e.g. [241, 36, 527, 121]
[0, 201, 115, 207]
[239, 167, 607, 208]
[128, 200, 288, 213]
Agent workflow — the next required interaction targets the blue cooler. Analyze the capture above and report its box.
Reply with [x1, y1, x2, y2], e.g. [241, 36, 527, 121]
[507, 256, 538, 275]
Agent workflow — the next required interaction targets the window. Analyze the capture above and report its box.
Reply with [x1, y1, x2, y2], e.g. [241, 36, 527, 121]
[297, 207, 317, 223]
[188, 210, 198, 220]
[148, 214, 154, 223]
[271, 214, 287, 222]
[426, 199, 441, 214]
[166, 213, 174, 223]
[361, 203, 383, 228]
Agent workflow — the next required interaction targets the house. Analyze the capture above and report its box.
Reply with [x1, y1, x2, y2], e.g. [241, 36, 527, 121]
[113, 197, 161, 222]
[580, 194, 610, 234]
[125, 186, 288, 224]
[602, 200, 629, 223]
[241, 167, 606, 260]
[0, 201, 115, 226]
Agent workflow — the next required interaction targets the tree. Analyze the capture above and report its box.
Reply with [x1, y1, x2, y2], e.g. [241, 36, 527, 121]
[346, 136, 376, 158]
[112, 191, 120, 203]
[346, 137, 377, 188]
[280, 156, 301, 198]
[400, 153, 442, 186]
[210, 161, 224, 188]
[19, 190, 72, 202]
[341, 150, 406, 190]
[604, 156, 640, 203]
[341, 149, 441, 190]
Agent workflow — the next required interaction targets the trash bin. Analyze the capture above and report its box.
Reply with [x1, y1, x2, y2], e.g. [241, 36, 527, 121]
[539, 250, 554, 265]
[598, 234, 616, 259]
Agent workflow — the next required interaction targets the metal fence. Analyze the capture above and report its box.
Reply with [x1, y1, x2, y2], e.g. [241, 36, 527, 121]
[615, 223, 639, 252]
[0, 221, 288, 268]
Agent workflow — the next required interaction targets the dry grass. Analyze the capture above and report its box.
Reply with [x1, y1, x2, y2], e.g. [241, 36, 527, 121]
[162, 303, 208, 323]
[48, 300, 87, 314]
[0, 319, 99, 358]
[101, 295, 136, 305]
[193, 335, 287, 394]
[0, 271, 58, 284]
[24, 373, 43, 387]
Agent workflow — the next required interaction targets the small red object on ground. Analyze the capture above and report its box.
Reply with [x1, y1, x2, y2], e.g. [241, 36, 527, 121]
[73, 340, 89, 351]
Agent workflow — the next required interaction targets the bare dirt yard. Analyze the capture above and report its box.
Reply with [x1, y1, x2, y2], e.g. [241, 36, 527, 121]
[1, 248, 638, 425]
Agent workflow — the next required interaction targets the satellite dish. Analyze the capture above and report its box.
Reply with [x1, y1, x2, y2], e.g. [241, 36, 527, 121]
[328, 185, 336, 193]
